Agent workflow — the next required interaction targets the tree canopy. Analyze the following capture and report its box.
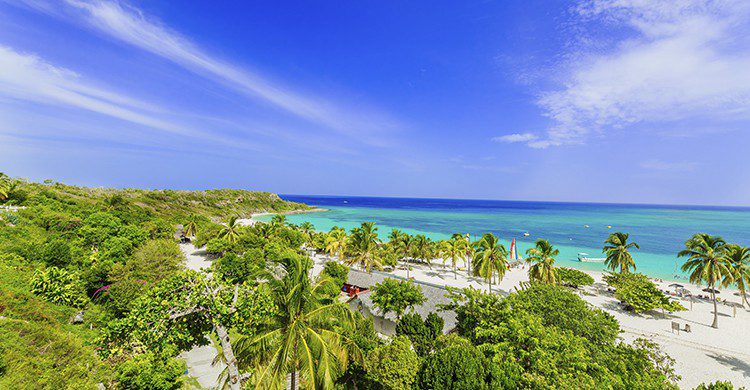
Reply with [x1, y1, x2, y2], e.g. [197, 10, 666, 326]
[370, 278, 427, 320]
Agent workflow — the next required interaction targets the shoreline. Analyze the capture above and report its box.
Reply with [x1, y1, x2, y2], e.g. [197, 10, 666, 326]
[251, 207, 329, 218]
[179, 240, 750, 388]
[259, 210, 739, 293]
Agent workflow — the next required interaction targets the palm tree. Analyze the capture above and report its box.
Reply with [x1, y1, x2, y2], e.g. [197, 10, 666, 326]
[412, 234, 434, 269]
[298, 222, 315, 244]
[472, 233, 508, 293]
[184, 214, 198, 238]
[679, 233, 732, 329]
[723, 244, 750, 309]
[347, 222, 382, 272]
[235, 256, 361, 389]
[603, 232, 640, 273]
[525, 239, 559, 284]
[439, 237, 466, 279]
[324, 227, 347, 262]
[270, 214, 287, 227]
[396, 233, 416, 278]
[454, 233, 473, 276]
[388, 229, 404, 245]
[218, 216, 241, 243]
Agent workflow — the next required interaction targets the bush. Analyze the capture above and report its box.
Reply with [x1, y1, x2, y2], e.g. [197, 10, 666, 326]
[322, 261, 349, 284]
[116, 352, 185, 390]
[213, 249, 264, 284]
[206, 237, 233, 256]
[442, 284, 679, 389]
[425, 312, 444, 339]
[604, 272, 686, 313]
[417, 342, 489, 390]
[694, 381, 742, 390]
[396, 312, 443, 356]
[557, 267, 594, 287]
[29, 267, 87, 308]
[0, 320, 110, 389]
[365, 336, 420, 390]
[40, 239, 72, 268]
[80, 212, 122, 247]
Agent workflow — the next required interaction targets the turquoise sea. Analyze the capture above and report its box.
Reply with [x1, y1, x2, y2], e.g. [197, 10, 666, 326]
[256, 196, 750, 281]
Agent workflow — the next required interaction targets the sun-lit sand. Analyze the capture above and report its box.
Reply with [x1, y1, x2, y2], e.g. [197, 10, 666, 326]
[306, 252, 750, 389]
[180, 238, 750, 388]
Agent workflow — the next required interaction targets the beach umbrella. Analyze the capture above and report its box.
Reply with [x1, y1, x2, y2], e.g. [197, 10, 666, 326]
[668, 283, 683, 288]
[733, 292, 748, 297]
[702, 287, 720, 294]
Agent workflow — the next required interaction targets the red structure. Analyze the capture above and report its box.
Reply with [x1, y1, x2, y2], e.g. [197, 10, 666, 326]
[342, 283, 367, 297]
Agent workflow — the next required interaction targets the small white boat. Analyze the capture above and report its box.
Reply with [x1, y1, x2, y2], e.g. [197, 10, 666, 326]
[523, 232, 530, 237]
[578, 253, 606, 262]
[583, 225, 590, 228]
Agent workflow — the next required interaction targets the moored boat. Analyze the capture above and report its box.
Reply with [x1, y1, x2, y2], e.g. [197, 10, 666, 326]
[577, 252, 606, 262]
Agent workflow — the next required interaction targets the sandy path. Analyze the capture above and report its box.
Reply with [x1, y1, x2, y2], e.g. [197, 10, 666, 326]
[179, 243, 225, 388]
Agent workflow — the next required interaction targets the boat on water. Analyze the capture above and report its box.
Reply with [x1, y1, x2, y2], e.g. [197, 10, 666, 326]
[577, 252, 606, 262]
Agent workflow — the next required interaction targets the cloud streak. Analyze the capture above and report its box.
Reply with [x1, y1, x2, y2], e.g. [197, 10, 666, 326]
[17, 0, 402, 145]
[0, 45, 188, 135]
[521, 0, 750, 148]
[492, 133, 538, 143]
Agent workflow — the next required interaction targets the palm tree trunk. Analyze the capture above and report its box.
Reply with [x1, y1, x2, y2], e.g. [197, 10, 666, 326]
[711, 285, 719, 329]
[214, 323, 242, 390]
[488, 276, 492, 293]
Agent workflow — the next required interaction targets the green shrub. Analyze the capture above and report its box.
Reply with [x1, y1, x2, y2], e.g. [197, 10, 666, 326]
[557, 267, 594, 287]
[116, 352, 185, 390]
[365, 336, 420, 390]
[29, 267, 87, 308]
[604, 272, 686, 313]
[322, 261, 349, 284]
[417, 342, 489, 389]
[213, 249, 264, 284]
[694, 381, 743, 390]
[40, 239, 72, 268]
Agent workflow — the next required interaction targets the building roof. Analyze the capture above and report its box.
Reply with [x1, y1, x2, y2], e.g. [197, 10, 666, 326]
[346, 269, 458, 333]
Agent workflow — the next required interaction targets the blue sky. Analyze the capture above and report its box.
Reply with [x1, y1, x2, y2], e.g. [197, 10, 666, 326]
[1, 1, 749, 206]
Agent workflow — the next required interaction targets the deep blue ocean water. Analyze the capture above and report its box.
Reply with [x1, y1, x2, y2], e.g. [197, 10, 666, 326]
[257, 195, 750, 281]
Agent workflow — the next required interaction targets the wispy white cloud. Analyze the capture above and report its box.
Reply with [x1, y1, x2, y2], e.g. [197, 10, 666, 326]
[525, 0, 750, 148]
[640, 159, 698, 172]
[492, 133, 538, 143]
[14, 0, 403, 146]
[0, 45, 270, 152]
[0, 45, 187, 135]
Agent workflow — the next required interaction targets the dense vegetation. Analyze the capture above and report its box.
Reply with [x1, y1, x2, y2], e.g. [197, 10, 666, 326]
[0, 175, 307, 388]
[1, 174, 748, 389]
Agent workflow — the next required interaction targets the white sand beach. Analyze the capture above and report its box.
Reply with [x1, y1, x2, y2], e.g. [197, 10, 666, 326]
[180, 241, 750, 388]
[232, 208, 328, 228]
[307, 252, 750, 389]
